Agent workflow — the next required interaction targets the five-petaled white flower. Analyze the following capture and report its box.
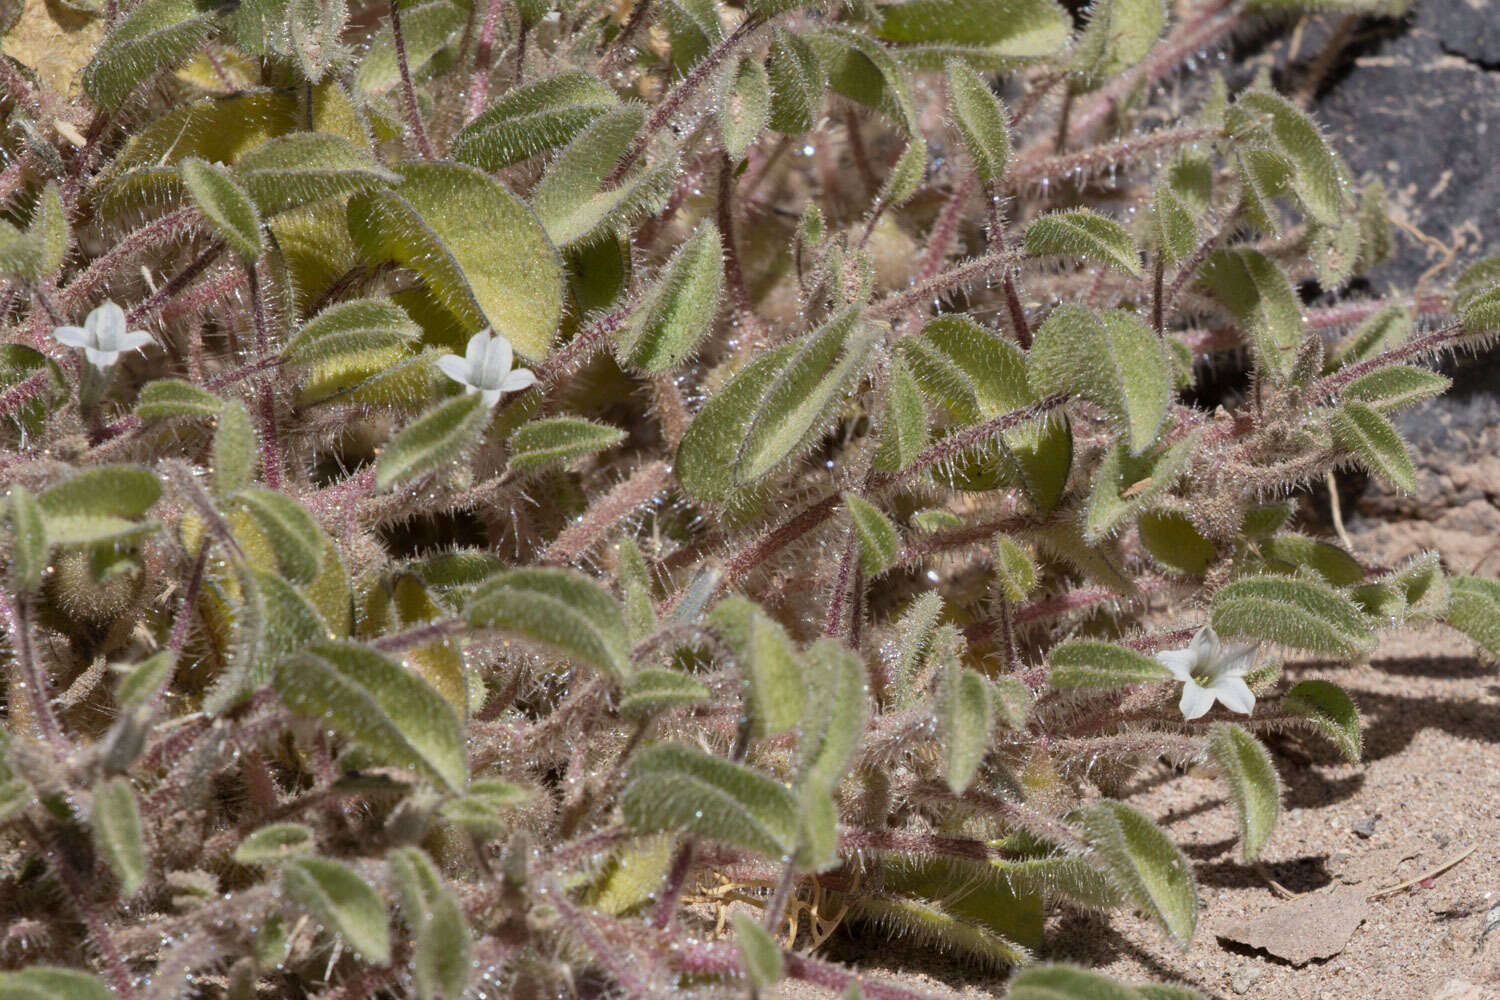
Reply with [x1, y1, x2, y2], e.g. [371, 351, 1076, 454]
[435, 328, 537, 407]
[1156, 624, 1259, 720]
[52, 301, 154, 371]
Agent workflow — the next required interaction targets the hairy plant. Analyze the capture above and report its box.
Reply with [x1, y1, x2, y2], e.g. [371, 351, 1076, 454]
[0, 0, 1497, 996]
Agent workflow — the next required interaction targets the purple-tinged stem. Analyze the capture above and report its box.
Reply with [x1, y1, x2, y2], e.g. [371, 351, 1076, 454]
[464, 0, 507, 122]
[0, 590, 68, 754]
[25, 816, 137, 998]
[391, 0, 438, 159]
[543, 460, 672, 564]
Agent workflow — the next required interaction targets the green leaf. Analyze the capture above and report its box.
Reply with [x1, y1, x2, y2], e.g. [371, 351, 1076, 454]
[874, 355, 929, 473]
[509, 417, 625, 470]
[375, 393, 491, 492]
[992, 535, 1037, 602]
[465, 568, 630, 682]
[439, 779, 532, 836]
[1281, 678, 1362, 761]
[452, 72, 620, 171]
[0, 780, 32, 826]
[621, 744, 800, 857]
[1329, 400, 1416, 493]
[1083, 432, 1199, 542]
[1443, 575, 1500, 661]
[1329, 304, 1410, 370]
[92, 778, 148, 895]
[234, 823, 317, 864]
[808, 28, 918, 132]
[1025, 209, 1142, 276]
[348, 161, 563, 361]
[1152, 186, 1197, 263]
[1009, 966, 1142, 1000]
[616, 537, 657, 641]
[876, 0, 1071, 60]
[615, 221, 723, 373]
[31, 183, 68, 276]
[938, 662, 993, 794]
[205, 565, 328, 711]
[1079, 800, 1198, 947]
[232, 133, 400, 216]
[676, 343, 795, 502]
[878, 140, 927, 208]
[181, 158, 265, 260]
[797, 639, 870, 793]
[717, 56, 771, 161]
[137, 379, 223, 422]
[6, 486, 46, 594]
[0, 968, 114, 1000]
[766, 31, 825, 134]
[1461, 285, 1500, 336]
[40, 465, 161, 522]
[530, 106, 674, 248]
[1342, 365, 1450, 415]
[709, 596, 805, 738]
[1211, 575, 1375, 658]
[234, 489, 323, 584]
[389, 847, 473, 1000]
[912, 509, 962, 533]
[211, 401, 258, 498]
[1138, 511, 1215, 576]
[1048, 640, 1173, 690]
[355, 0, 464, 93]
[732, 914, 784, 989]
[1234, 90, 1347, 226]
[619, 668, 712, 722]
[283, 857, 391, 965]
[1070, 0, 1166, 88]
[284, 298, 421, 398]
[1197, 248, 1301, 380]
[1259, 535, 1364, 587]
[82, 0, 217, 108]
[845, 493, 900, 575]
[945, 59, 1011, 185]
[1207, 723, 1280, 862]
[1029, 305, 1169, 454]
[734, 310, 878, 486]
[275, 641, 469, 792]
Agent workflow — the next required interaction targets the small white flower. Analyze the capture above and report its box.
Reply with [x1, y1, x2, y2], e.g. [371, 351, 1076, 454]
[435, 328, 537, 407]
[52, 301, 154, 371]
[1156, 624, 1259, 720]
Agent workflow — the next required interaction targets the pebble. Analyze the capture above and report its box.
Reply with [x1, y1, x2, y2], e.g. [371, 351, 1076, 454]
[1230, 966, 1263, 995]
[1353, 816, 1379, 838]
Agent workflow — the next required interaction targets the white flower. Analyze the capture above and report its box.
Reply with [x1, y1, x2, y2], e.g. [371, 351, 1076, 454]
[1156, 624, 1259, 720]
[435, 328, 537, 407]
[52, 301, 154, 371]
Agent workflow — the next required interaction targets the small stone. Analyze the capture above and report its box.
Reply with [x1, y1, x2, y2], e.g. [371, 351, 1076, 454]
[1230, 966, 1263, 995]
[1353, 816, 1378, 838]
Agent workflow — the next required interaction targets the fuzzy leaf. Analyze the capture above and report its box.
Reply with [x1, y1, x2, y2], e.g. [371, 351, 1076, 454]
[355, 0, 464, 93]
[137, 379, 223, 422]
[283, 857, 391, 965]
[83, 0, 217, 108]
[375, 393, 490, 491]
[808, 28, 917, 132]
[1025, 209, 1142, 276]
[509, 417, 625, 470]
[992, 535, 1037, 603]
[389, 847, 473, 1000]
[92, 778, 148, 895]
[938, 663, 993, 794]
[233, 133, 400, 216]
[1443, 575, 1500, 661]
[717, 56, 771, 161]
[709, 596, 805, 738]
[275, 641, 468, 792]
[737, 315, 880, 487]
[1083, 432, 1199, 542]
[234, 489, 322, 583]
[1328, 401, 1416, 493]
[879, 140, 927, 208]
[1459, 285, 1500, 336]
[676, 344, 798, 500]
[732, 914, 785, 988]
[1259, 535, 1364, 587]
[874, 355, 929, 473]
[1138, 511, 1215, 576]
[181, 158, 264, 260]
[615, 537, 657, 641]
[234, 823, 317, 864]
[621, 744, 800, 857]
[1342, 366, 1449, 415]
[845, 493, 900, 575]
[206, 403, 257, 500]
[386, 575, 467, 714]
[1071, 0, 1165, 88]
[1048, 640, 1173, 690]
[616, 221, 723, 372]
[797, 639, 870, 793]
[0, 968, 114, 1000]
[945, 59, 1010, 185]
[619, 668, 711, 722]
[766, 31, 825, 134]
[1329, 304, 1409, 369]
[1207, 723, 1280, 862]
[1234, 90, 1346, 226]
[530, 105, 673, 248]
[284, 298, 421, 398]
[1029, 305, 1169, 454]
[453, 73, 620, 170]
[1009, 966, 1142, 1000]
[1197, 248, 1301, 380]
[348, 162, 563, 361]
[465, 568, 630, 682]
[31, 184, 69, 276]
[1211, 575, 1375, 658]
[875, 0, 1071, 59]
[40, 466, 161, 521]
[1152, 186, 1197, 263]
[1079, 800, 1197, 947]
[1281, 679, 1362, 761]
[6, 486, 45, 594]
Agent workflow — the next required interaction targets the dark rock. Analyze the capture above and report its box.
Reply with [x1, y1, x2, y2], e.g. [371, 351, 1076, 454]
[1352, 816, 1378, 839]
